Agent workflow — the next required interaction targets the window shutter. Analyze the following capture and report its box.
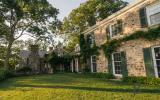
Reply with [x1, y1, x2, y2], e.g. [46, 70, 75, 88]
[108, 56, 113, 74]
[121, 51, 128, 77]
[106, 26, 111, 40]
[139, 7, 148, 28]
[117, 20, 123, 34]
[143, 48, 155, 77]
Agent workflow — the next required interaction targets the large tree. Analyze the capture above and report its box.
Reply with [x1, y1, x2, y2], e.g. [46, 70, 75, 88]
[0, 0, 59, 68]
[61, 0, 128, 51]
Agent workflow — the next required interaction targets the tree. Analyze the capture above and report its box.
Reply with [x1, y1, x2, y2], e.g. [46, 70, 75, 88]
[0, 0, 59, 68]
[62, 0, 128, 34]
[61, 0, 128, 52]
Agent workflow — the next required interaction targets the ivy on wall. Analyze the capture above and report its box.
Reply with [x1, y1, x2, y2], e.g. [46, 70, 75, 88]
[80, 34, 99, 58]
[102, 26, 160, 58]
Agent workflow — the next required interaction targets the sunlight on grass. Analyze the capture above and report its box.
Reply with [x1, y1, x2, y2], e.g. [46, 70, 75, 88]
[0, 73, 160, 100]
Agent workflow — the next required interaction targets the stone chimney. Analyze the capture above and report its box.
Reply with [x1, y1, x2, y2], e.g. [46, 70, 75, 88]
[30, 45, 39, 53]
[49, 47, 53, 52]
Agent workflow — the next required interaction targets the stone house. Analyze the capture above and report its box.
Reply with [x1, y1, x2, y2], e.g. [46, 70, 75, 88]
[19, 45, 53, 74]
[71, 0, 160, 78]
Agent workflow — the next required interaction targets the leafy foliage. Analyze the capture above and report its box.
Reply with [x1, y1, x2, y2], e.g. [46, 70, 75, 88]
[103, 26, 160, 58]
[45, 52, 72, 72]
[0, 68, 15, 81]
[61, 0, 128, 53]
[80, 34, 99, 58]
[0, 0, 59, 68]
[83, 73, 114, 79]
[62, 0, 128, 34]
[123, 76, 160, 86]
[16, 67, 32, 73]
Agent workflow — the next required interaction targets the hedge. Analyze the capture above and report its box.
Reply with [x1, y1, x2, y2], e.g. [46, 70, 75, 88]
[83, 73, 114, 79]
[123, 76, 160, 86]
[0, 69, 16, 81]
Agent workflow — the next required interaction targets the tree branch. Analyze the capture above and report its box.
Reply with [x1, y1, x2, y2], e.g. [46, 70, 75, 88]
[14, 21, 34, 40]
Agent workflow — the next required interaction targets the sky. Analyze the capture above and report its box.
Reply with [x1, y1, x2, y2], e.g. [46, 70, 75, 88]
[47, 0, 135, 21]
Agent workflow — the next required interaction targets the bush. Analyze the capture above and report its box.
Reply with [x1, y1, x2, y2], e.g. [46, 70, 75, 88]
[83, 73, 114, 79]
[0, 68, 15, 81]
[16, 67, 32, 73]
[123, 76, 160, 86]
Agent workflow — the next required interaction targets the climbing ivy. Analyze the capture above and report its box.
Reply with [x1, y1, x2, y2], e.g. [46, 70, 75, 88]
[80, 34, 99, 58]
[103, 26, 160, 58]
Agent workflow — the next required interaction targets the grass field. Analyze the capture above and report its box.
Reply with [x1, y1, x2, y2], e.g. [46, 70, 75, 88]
[0, 73, 160, 100]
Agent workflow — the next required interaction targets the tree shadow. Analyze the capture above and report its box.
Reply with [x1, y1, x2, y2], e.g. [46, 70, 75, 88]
[17, 84, 160, 94]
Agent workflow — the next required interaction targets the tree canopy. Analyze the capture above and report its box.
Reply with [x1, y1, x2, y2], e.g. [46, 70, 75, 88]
[0, 0, 59, 68]
[61, 0, 128, 52]
[62, 0, 128, 34]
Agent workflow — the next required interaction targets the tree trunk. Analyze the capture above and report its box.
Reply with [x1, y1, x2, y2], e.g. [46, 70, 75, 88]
[4, 39, 14, 69]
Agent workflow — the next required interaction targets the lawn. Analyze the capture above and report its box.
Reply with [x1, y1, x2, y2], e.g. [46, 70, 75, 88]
[0, 73, 160, 100]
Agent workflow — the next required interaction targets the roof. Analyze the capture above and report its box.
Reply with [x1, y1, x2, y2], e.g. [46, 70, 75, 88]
[20, 50, 30, 59]
[20, 50, 47, 58]
[39, 51, 47, 58]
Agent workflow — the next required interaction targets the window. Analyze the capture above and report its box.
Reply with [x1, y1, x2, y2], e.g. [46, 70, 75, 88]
[150, 12, 160, 25]
[91, 55, 97, 72]
[146, 1, 160, 26]
[152, 47, 160, 78]
[87, 33, 95, 47]
[112, 52, 122, 75]
[109, 20, 123, 37]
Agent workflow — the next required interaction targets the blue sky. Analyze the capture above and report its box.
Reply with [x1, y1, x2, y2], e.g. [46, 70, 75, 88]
[47, 0, 135, 20]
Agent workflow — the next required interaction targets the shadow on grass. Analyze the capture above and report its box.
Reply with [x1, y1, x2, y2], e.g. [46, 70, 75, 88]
[17, 84, 160, 94]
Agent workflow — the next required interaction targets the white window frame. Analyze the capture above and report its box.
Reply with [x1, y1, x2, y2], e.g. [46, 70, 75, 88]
[112, 52, 122, 77]
[109, 20, 123, 38]
[146, 1, 160, 26]
[151, 46, 160, 78]
[91, 55, 97, 73]
[109, 25, 113, 38]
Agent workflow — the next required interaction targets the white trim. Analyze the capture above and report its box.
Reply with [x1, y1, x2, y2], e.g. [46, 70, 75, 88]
[109, 25, 112, 38]
[71, 60, 74, 72]
[112, 52, 123, 77]
[75, 59, 79, 72]
[90, 56, 93, 73]
[151, 46, 160, 78]
[91, 55, 97, 73]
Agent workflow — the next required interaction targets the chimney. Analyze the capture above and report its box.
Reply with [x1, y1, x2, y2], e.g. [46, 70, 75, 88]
[30, 45, 39, 53]
[49, 47, 53, 52]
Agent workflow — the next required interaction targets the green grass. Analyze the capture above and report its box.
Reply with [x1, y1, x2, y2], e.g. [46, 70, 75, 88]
[0, 73, 160, 100]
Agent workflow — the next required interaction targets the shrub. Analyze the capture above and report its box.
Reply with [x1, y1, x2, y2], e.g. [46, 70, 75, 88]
[123, 76, 160, 86]
[16, 67, 32, 73]
[83, 73, 114, 79]
[0, 68, 15, 81]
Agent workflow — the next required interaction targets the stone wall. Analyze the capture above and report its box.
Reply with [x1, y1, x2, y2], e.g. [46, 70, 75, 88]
[96, 49, 108, 73]
[117, 39, 160, 77]
[88, 0, 158, 74]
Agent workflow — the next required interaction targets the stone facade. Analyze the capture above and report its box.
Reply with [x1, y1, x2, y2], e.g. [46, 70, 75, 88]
[96, 49, 108, 73]
[117, 39, 160, 77]
[81, 0, 160, 77]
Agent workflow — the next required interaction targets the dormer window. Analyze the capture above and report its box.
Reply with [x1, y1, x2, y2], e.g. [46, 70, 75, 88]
[109, 20, 123, 38]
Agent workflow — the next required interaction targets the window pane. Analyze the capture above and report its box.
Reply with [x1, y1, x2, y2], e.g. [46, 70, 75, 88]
[150, 12, 160, 25]
[154, 47, 160, 59]
[113, 53, 122, 75]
